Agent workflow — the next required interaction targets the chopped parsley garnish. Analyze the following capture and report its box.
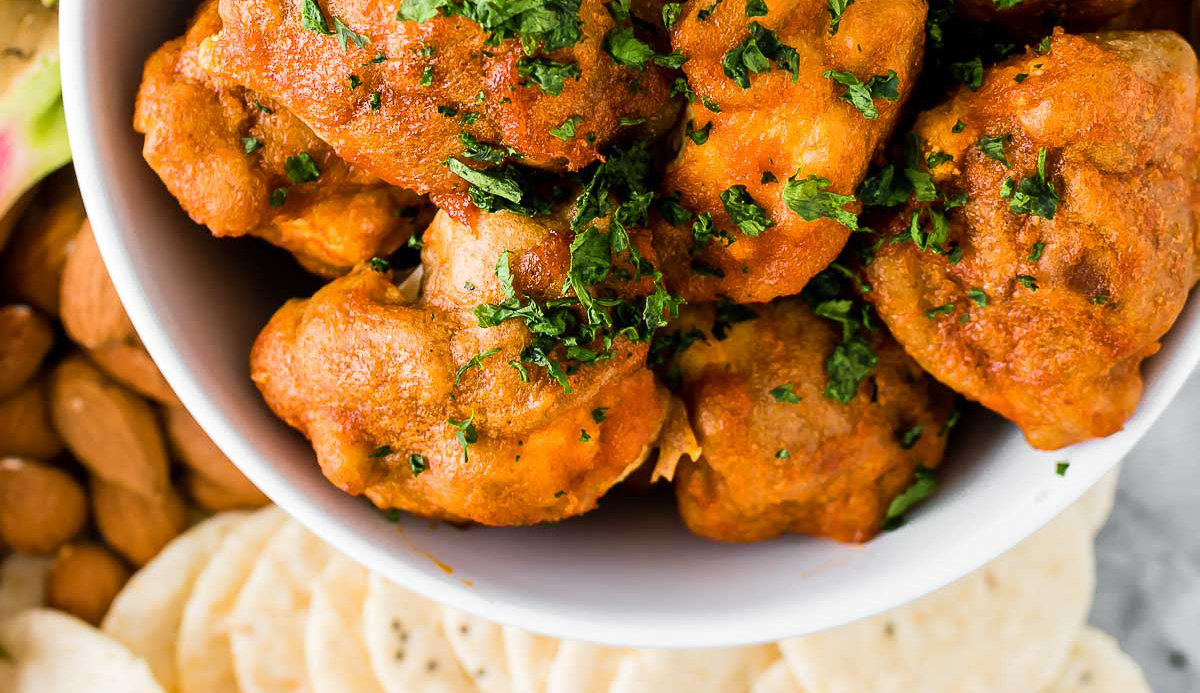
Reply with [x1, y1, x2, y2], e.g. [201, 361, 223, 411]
[925, 303, 955, 319]
[1004, 146, 1059, 219]
[884, 467, 937, 528]
[1092, 294, 1110, 305]
[746, 0, 768, 16]
[952, 119, 966, 133]
[242, 137, 263, 154]
[454, 347, 501, 385]
[604, 26, 656, 68]
[712, 299, 758, 340]
[1028, 241, 1045, 261]
[720, 185, 774, 237]
[549, 115, 584, 140]
[1055, 461, 1069, 476]
[783, 173, 858, 230]
[827, 0, 853, 34]
[269, 187, 288, 208]
[368, 257, 390, 272]
[761, 171, 778, 184]
[334, 17, 371, 51]
[349, 74, 362, 89]
[592, 407, 608, 422]
[420, 65, 434, 86]
[619, 116, 647, 126]
[579, 429, 591, 441]
[1014, 72, 1028, 83]
[927, 152, 953, 168]
[908, 207, 950, 252]
[254, 100, 274, 114]
[661, 1, 682, 27]
[967, 287, 988, 306]
[659, 192, 694, 226]
[823, 68, 898, 119]
[284, 152, 321, 184]
[459, 133, 513, 163]
[1016, 274, 1038, 291]
[671, 77, 721, 112]
[977, 133, 1011, 167]
[515, 57, 582, 96]
[369, 91, 382, 109]
[555, 490, 567, 498]
[775, 448, 790, 458]
[723, 22, 800, 88]
[995, 0, 1026, 7]
[448, 413, 478, 461]
[802, 267, 878, 404]
[685, 120, 712, 145]
[1034, 35, 1052, 55]
[899, 425, 923, 449]
[447, 159, 547, 215]
[769, 383, 801, 403]
[508, 360, 530, 381]
[697, 0, 724, 20]
[368, 52, 387, 63]
[397, 0, 583, 54]
[949, 56, 983, 90]
[409, 453, 428, 476]
[369, 445, 394, 458]
[301, 0, 331, 33]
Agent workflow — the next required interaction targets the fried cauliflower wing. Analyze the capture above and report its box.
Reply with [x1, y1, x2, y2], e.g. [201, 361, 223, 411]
[251, 208, 669, 525]
[134, 0, 427, 276]
[651, 0, 925, 303]
[200, 0, 675, 199]
[864, 31, 1200, 450]
[665, 298, 954, 543]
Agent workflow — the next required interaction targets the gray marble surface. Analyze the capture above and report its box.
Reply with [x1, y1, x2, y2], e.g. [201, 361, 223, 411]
[1091, 371, 1200, 693]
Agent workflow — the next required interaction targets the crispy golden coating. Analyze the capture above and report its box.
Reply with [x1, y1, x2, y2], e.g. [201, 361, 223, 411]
[251, 209, 669, 525]
[651, 0, 925, 303]
[201, 0, 675, 199]
[956, 0, 1141, 29]
[668, 299, 954, 543]
[865, 31, 1200, 450]
[134, 0, 427, 276]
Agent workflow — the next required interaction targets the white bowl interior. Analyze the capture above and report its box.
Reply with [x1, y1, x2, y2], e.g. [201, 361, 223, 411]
[61, 0, 1200, 647]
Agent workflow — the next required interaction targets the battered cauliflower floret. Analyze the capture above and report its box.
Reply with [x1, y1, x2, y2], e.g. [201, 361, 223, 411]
[864, 31, 1200, 450]
[134, 0, 427, 277]
[200, 0, 676, 199]
[651, 0, 925, 303]
[664, 296, 955, 543]
[251, 208, 670, 525]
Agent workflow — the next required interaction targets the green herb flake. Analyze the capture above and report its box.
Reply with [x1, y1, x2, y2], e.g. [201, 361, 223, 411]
[269, 187, 288, 208]
[369, 91, 382, 110]
[1014, 72, 1028, 83]
[284, 152, 321, 184]
[720, 185, 775, 237]
[348, 74, 362, 89]
[254, 100, 275, 114]
[368, 257, 390, 272]
[1034, 35, 1052, 55]
[723, 22, 801, 88]
[516, 57, 581, 96]
[823, 68, 898, 119]
[827, 0, 854, 34]
[977, 134, 1012, 168]
[454, 347, 501, 385]
[1028, 241, 1045, 261]
[579, 429, 591, 441]
[746, 0, 768, 16]
[899, 425, 923, 449]
[448, 412, 478, 461]
[761, 171, 778, 184]
[242, 137, 263, 154]
[437, 105, 458, 117]
[775, 448, 790, 458]
[408, 453, 428, 476]
[333, 17, 371, 51]
[1016, 274, 1038, 291]
[301, 0, 332, 34]
[369, 445, 394, 458]
[1007, 146, 1060, 219]
[783, 173, 859, 230]
[949, 56, 984, 90]
[1092, 294, 1110, 305]
[1055, 461, 1069, 476]
[769, 383, 801, 403]
[926, 152, 953, 168]
[967, 287, 988, 306]
[884, 467, 937, 527]
[619, 116, 647, 126]
[591, 407, 608, 423]
[685, 120, 713, 145]
[549, 114, 584, 140]
[603, 26, 656, 69]
[925, 303, 955, 319]
[662, 2, 682, 28]
[419, 65, 434, 87]
[508, 359, 530, 382]
[697, 0, 724, 20]
[952, 119, 967, 133]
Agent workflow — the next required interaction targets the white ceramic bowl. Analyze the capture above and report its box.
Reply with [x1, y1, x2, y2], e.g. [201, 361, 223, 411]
[59, 0, 1200, 647]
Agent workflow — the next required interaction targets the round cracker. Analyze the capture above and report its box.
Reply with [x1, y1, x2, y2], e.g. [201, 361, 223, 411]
[1042, 628, 1151, 693]
[102, 512, 246, 689]
[545, 640, 626, 693]
[607, 646, 776, 693]
[442, 607, 512, 693]
[751, 661, 808, 693]
[176, 506, 286, 693]
[0, 608, 164, 693]
[1076, 466, 1121, 535]
[503, 626, 559, 693]
[362, 573, 475, 693]
[229, 520, 334, 693]
[780, 506, 1094, 693]
[0, 554, 51, 620]
[304, 554, 387, 693]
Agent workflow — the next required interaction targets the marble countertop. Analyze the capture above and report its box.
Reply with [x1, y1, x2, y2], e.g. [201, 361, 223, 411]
[1091, 371, 1200, 693]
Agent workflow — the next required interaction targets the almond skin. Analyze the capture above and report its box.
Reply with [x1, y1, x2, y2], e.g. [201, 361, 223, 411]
[89, 340, 181, 406]
[0, 178, 86, 316]
[59, 220, 134, 349]
[0, 377, 63, 459]
[0, 305, 54, 399]
[91, 477, 189, 567]
[46, 542, 131, 625]
[185, 471, 270, 512]
[0, 457, 88, 554]
[50, 354, 170, 499]
[163, 406, 264, 500]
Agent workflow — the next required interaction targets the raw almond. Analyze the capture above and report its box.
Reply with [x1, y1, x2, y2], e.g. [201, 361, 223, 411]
[50, 354, 170, 499]
[0, 184, 38, 254]
[185, 471, 271, 512]
[0, 457, 88, 553]
[0, 304, 55, 399]
[47, 542, 131, 625]
[91, 476, 189, 567]
[0, 377, 63, 459]
[89, 339, 180, 406]
[163, 406, 262, 496]
[0, 175, 85, 315]
[60, 219, 135, 349]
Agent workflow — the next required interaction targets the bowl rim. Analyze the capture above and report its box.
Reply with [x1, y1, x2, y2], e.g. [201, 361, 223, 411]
[58, 0, 1200, 647]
